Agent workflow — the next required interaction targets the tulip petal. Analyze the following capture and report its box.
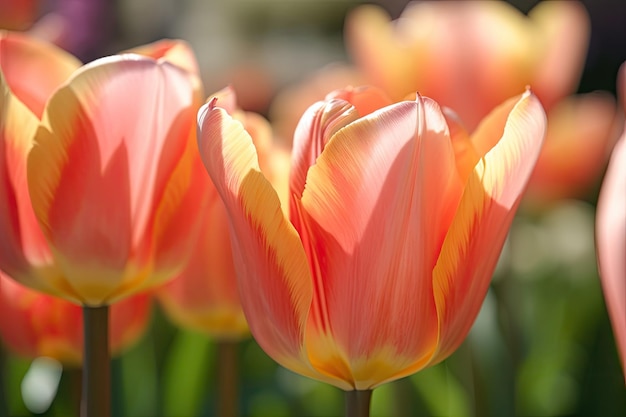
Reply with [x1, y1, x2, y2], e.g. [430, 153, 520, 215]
[300, 96, 463, 388]
[156, 177, 248, 339]
[442, 107, 480, 184]
[0, 31, 81, 117]
[290, 98, 359, 206]
[197, 100, 322, 380]
[326, 85, 394, 119]
[108, 121, 206, 304]
[28, 56, 195, 305]
[596, 132, 626, 376]
[526, 93, 618, 202]
[0, 73, 62, 295]
[125, 39, 200, 76]
[431, 90, 546, 361]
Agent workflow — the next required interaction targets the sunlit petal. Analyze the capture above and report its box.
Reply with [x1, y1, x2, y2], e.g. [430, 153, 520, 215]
[432, 91, 546, 361]
[0, 31, 80, 117]
[197, 100, 320, 379]
[0, 72, 61, 294]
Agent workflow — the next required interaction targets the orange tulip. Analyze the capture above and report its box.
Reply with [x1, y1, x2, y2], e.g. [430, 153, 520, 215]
[197, 86, 546, 390]
[0, 272, 151, 366]
[596, 64, 626, 381]
[0, 31, 205, 305]
[346, 1, 618, 203]
[156, 87, 290, 339]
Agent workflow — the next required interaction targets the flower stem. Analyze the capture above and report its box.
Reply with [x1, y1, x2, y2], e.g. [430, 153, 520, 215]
[66, 366, 82, 417]
[82, 305, 110, 417]
[345, 389, 373, 417]
[216, 340, 239, 417]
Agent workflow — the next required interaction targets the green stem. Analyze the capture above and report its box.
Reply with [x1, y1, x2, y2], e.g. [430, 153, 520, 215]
[345, 389, 373, 417]
[216, 340, 239, 417]
[82, 305, 110, 417]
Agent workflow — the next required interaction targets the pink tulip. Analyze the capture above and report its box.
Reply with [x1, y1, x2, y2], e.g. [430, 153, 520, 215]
[197, 86, 546, 390]
[0, 31, 205, 305]
[596, 63, 626, 381]
[345, 1, 618, 204]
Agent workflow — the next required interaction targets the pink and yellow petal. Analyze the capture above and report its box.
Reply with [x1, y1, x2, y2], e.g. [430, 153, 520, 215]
[0, 72, 56, 290]
[290, 98, 359, 207]
[140, 115, 205, 291]
[432, 90, 546, 362]
[300, 96, 462, 385]
[157, 181, 247, 339]
[197, 100, 318, 378]
[0, 31, 80, 117]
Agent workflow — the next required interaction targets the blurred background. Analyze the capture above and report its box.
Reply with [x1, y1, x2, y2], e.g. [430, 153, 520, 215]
[1, 0, 625, 416]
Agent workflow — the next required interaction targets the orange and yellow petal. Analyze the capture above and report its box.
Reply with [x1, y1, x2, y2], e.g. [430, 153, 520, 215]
[0, 72, 59, 293]
[432, 90, 546, 362]
[290, 98, 359, 207]
[197, 100, 318, 379]
[0, 31, 80, 118]
[156, 172, 248, 339]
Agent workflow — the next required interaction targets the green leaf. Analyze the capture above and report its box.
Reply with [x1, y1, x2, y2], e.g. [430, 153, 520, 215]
[162, 329, 214, 417]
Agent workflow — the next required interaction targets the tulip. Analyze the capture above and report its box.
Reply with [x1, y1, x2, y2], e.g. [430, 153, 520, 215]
[0, 272, 151, 366]
[345, 1, 618, 203]
[0, 31, 204, 305]
[596, 64, 626, 382]
[156, 86, 292, 340]
[0, 31, 205, 417]
[197, 83, 545, 409]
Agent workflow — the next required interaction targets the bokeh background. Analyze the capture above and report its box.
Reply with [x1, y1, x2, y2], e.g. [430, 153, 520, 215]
[1, 0, 625, 416]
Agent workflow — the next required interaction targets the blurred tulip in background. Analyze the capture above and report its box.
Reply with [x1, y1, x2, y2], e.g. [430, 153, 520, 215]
[596, 63, 626, 382]
[0, 273, 151, 366]
[156, 86, 290, 340]
[344, 1, 619, 204]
